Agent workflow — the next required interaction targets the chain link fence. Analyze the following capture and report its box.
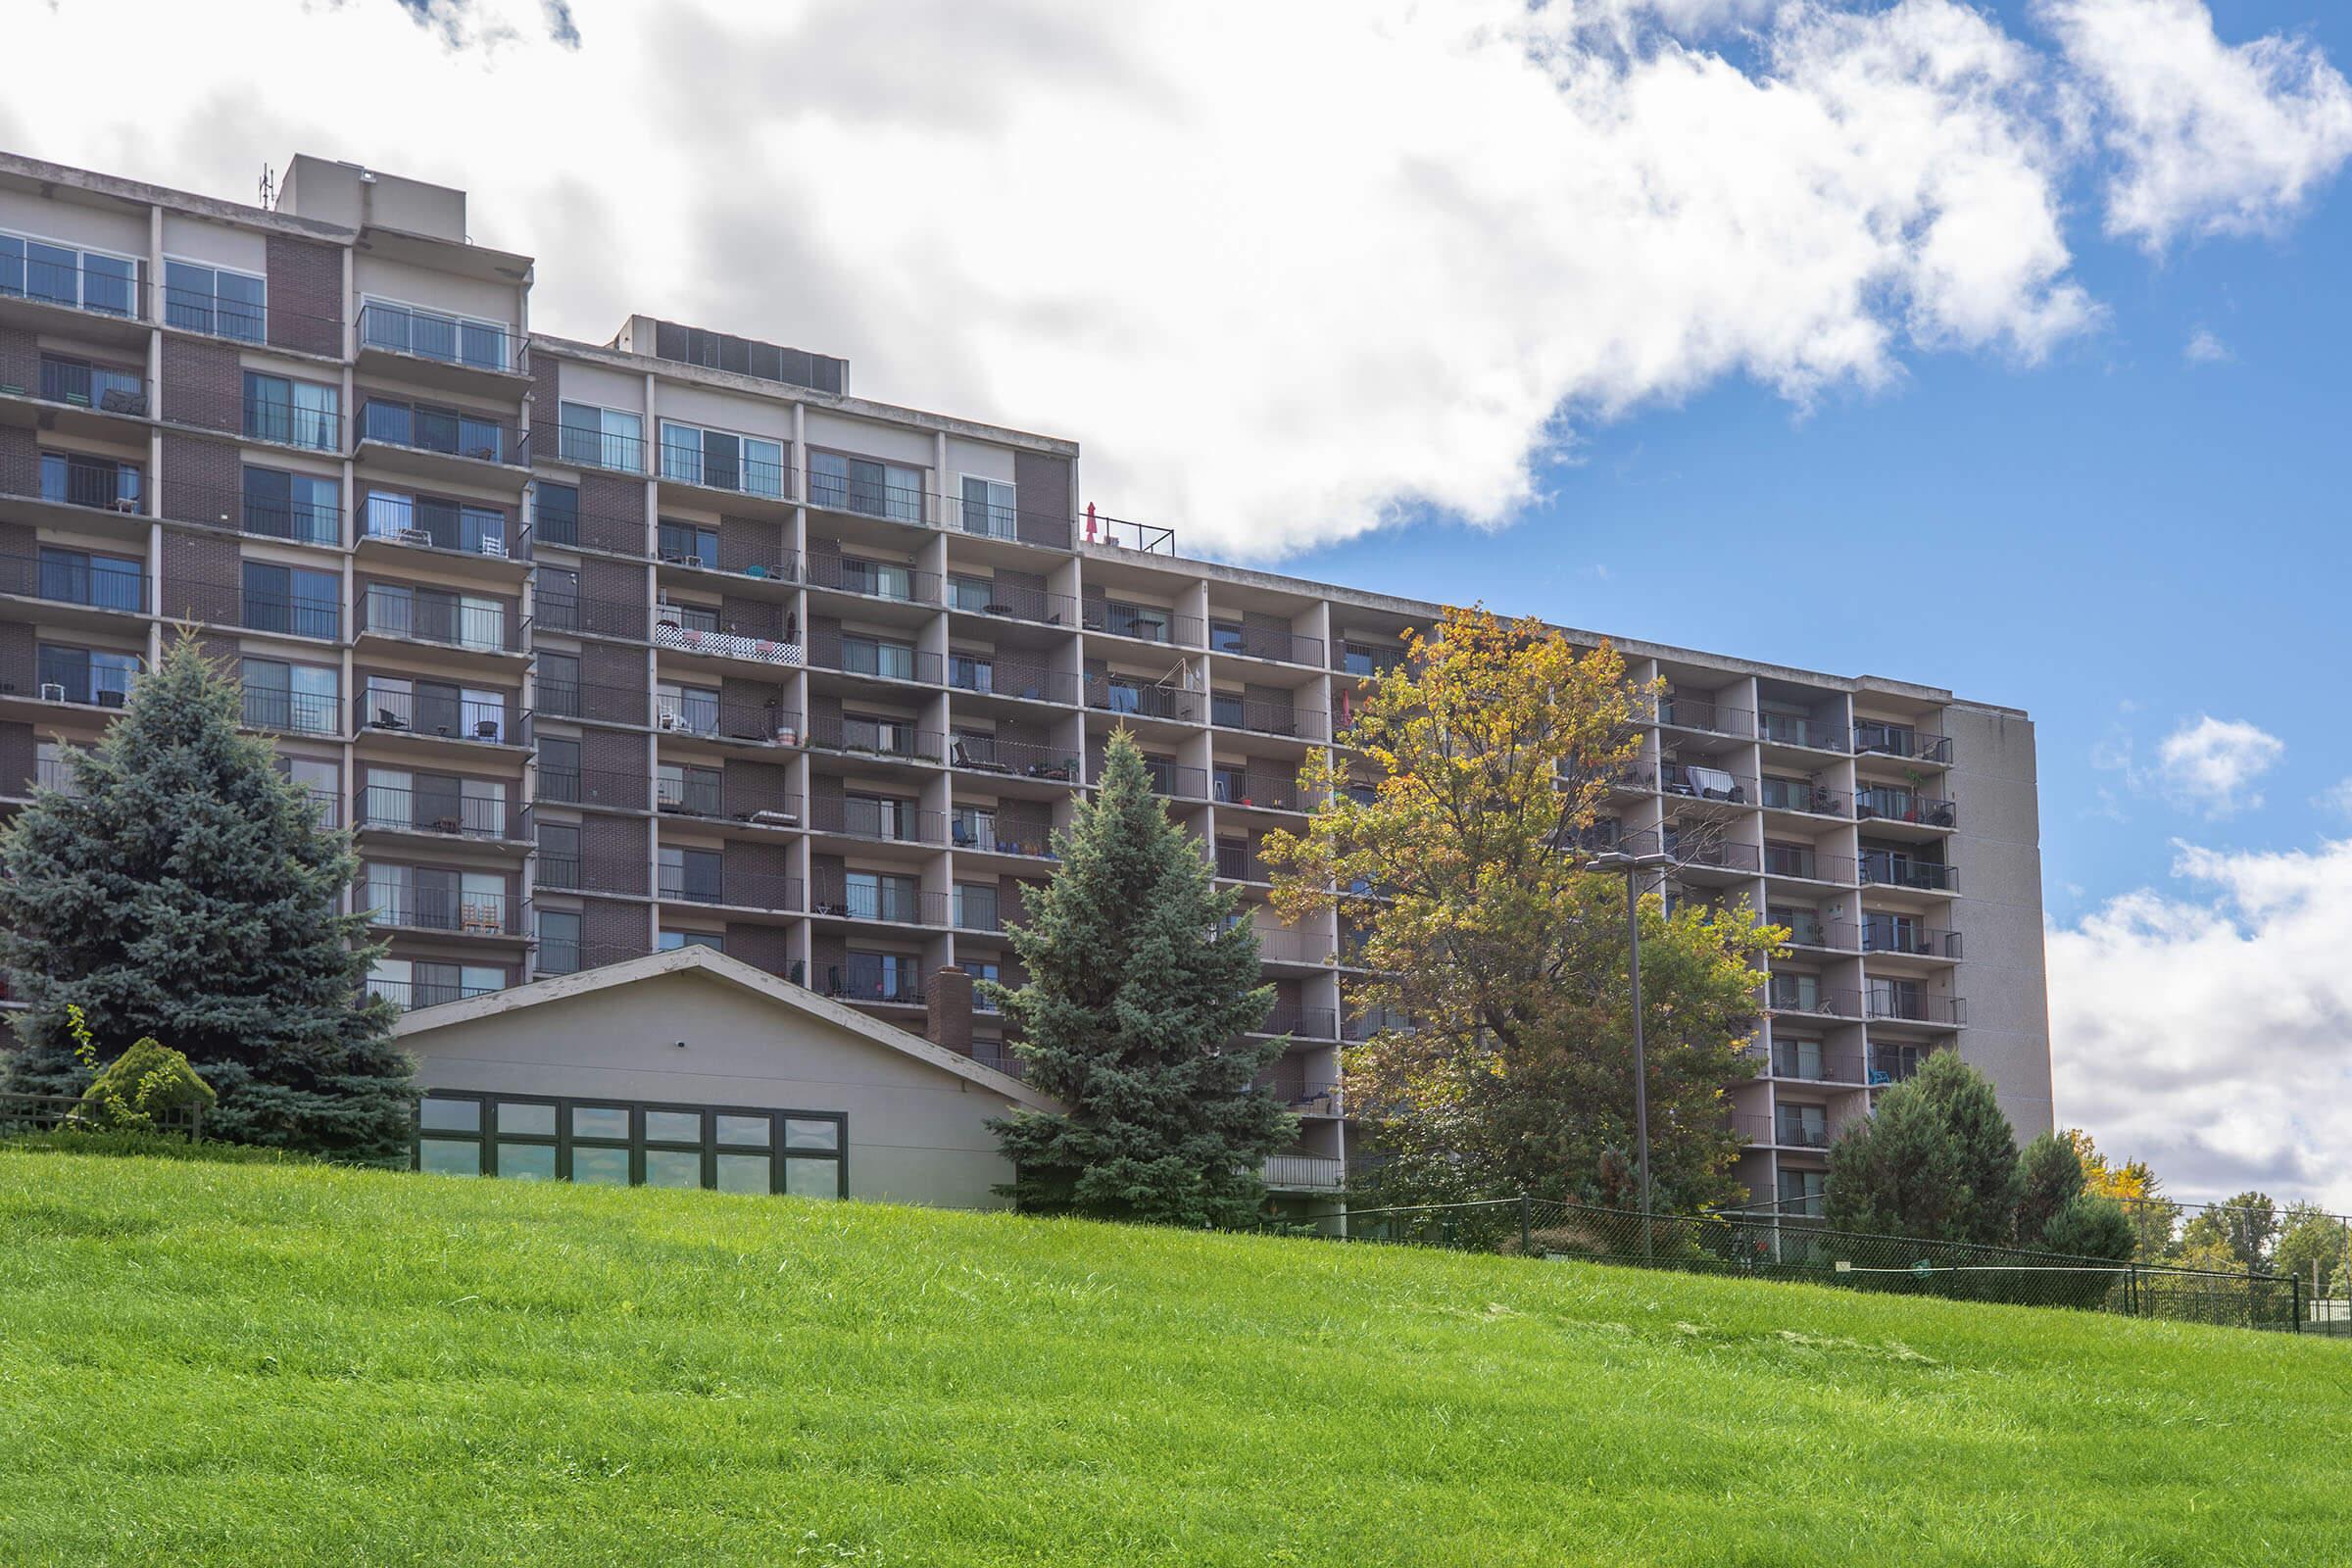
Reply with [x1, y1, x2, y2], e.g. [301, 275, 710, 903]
[1323, 1196, 2338, 1337]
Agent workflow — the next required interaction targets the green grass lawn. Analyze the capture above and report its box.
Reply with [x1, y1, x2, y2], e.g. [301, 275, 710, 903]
[4, 1150, 2347, 1566]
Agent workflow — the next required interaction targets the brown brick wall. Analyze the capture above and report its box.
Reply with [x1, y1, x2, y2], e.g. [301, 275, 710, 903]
[161, 335, 242, 433]
[159, 433, 244, 526]
[721, 759, 793, 818]
[811, 930, 848, 989]
[0, 719, 34, 794]
[1013, 451, 1072, 548]
[265, 235, 344, 359]
[0, 620, 33, 695]
[0, 425, 40, 499]
[0, 325, 35, 397]
[581, 814, 649, 896]
[159, 529, 244, 626]
[582, 897, 650, 957]
[715, 514, 784, 573]
[580, 555, 645, 608]
[722, 921, 792, 980]
[719, 594, 782, 641]
[579, 473, 645, 555]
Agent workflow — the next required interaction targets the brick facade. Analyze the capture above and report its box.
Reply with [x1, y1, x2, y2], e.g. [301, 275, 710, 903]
[160, 335, 242, 434]
[159, 433, 245, 526]
[264, 234, 344, 359]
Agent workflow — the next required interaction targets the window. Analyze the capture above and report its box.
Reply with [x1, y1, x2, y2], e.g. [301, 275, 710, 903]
[656, 681, 719, 734]
[809, 451, 924, 523]
[241, 658, 338, 734]
[659, 845, 723, 902]
[535, 481, 579, 546]
[38, 353, 144, 412]
[1770, 972, 1821, 1012]
[1102, 600, 1170, 643]
[837, 556, 913, 600]
[0, 232, 136, 316]
[243, 466, 339, 545]
[360, 297, 509, 369]
[949, 653, 993, 693]
[838, 950, 916, 1003]
[841, 634, 916, 681]
[39, 452, 141, 513]
[244, 371, 340, 451]
[656, 761, 721, 815]
[949, 574, 996, 612]
[658, 930, 725, 952]
[659, 420, 785, 498]
[413, 1094, 844, 1195]
[961, 958, 1002, 1010]
[282, 758, 340, 825]
[959, 476, 1016, 539]
[1770, 905, 1826, 948]
[842, 870, 918, 922]
[955, 885, 1000, 932]
[164, 260, 265, 341]
[362, 397, 503, 463]
[658, 519, 720, 568]
[660, 600, 719, 635]
[36, 547, 142, 612]
[367, 489, 506, 557]
[558, 402, 644, 472]
[537, 819, 582, 886]
[241, 562, 340, 639]
[36, 644, 139, 707]
[537, 908, 584, 974]
[1777, 1168, 1826, 1217]
[1773, 1037, 1824, 1080]
[537, 652, 580, 718]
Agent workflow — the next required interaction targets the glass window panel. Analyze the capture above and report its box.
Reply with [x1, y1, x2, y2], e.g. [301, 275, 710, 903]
[570, 1104, 630, 1140]
[714, 1114, 771, 1148]
[784, 1118, 840, 1152]
[418, 1138, 481, 1176]
[645, 1149, 703, 1189]
[716, 1154, 771, 1194]
[644, 1109, 702, 1144]
[496, 1143, 557, 1181]
[785, 1157, 840, 1199]
[418, 1096, 481, 1133]
[570, 1145, 630, 1186]
[496, 1101, 557, 1138]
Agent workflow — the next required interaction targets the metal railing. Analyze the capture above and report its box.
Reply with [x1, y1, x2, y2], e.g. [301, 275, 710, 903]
[653, 772, 727, 818]
[805, 554, 940, 605]
[810, 878, 950, 926]
[3, 255, 142, 320]
[949, 581, 1079, 627]
[1734, 1112, 1833, 1150]
[658, 864, 804, 911]
[951, 817, 1054, 858]
[541, 420, 649, 475]
[362, 585, 518, 652]
[1851, 919, 1963, 959]
[357, 495, 516, 561]
[1086, 514, 1178, 556]
[806, 470, 928, 525]
[653, 618, 805, 668]
[1865, 991, 1968, 1026]
[1142, 759, 1210, 800]
[1659, 697, 1754, 738]
[243, 395, 343, 453]
[1084, 602, 1203, 646]
[1337, 640, 1408, 679]
[805, 633, 937, 684]
[953, 888, 1004, 932]
[1089, 677, 1201, 723]
[165, 480, 342, 546]
[1212, 698, 1328, 742]
[240, 590, 342, 641]
[359, 399, 512, 465]
[535, 765, 652, 812]
[360, 883, 519, 936]
[0, 552, 149, 613]
[357, 784, 514, 841]
[1662, 768, 1757, 805]
[1766, 985, 1860, 1019]
[659, 447, 792, 501]
[808, 797, 946, 845]
[1253, 1005, 1339, 1041]
[1759, 778, 1848, 816]
[821, 963, 926, 1004]
[364, 974, 507, 1012]
[655, 696, 802, 745]
[534, 677, 652, 726]
[356, 685, 513, 745]
[1859, 854, 1958, 893]
[1212, 624, 1325, 667]
[1766, 1050, 1870, 1085]
[28, 454, 144, 514]
[1762, 846, 1855, 884]
[1855, 789, 1958, 828]
[357, 302, 518, 373]
[1215, 842, 1271, 883]
[1854, 724, 1952, 764]
[534, 940, 655, 978]
[1262, 1153, 1348, 1193]
[241, 686, 343, 737]
[535, 593, 647, 641]
[949, 734, 1080, 781]
[1213, 773, 1305, 812]
[1759, 713, 1847, 752]
[33, 357, 151, 417]
[808, 716, 944, 762]
[949, 660, 1078, 706]
[1667, 836, 1761, 873]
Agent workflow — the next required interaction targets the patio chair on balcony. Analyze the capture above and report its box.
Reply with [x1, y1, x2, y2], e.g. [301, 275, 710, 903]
[459, 902, 502, 935]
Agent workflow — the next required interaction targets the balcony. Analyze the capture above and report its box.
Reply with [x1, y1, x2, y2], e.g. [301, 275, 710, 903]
[1759, 712, 1848, 752]
[950, 659, 1077, 707]
[356, 685, 514, 747]
[1, 250, 143, 336]
[356, 302, 522, 386]
[657, 864, 804, 912]
[19, 452, 145, 520]
[1854, 723, 1952, 765]
[1762, 845, 1855, 885]
[1855, 919, 1962, 959]
[953, 888, 1004, 932]
[360, 586, 519, 655]
[356, 399, 519, 478]
[654, 617, 804, 670]
[241, 685, 343, 738]
[1665, 835, 1761, 874]
[655, 696, 803, 747]
[806, 468, 928, 528]
[1865, 991, 1967, 1027]
[808, 797, 946, 846]
[806, 554, 940, 606]
[806, 633, 938, 686]
[535, 677, 652, 728]
[357, 784, 518, 843]
[1086, 514, 1177, 556]
[1083, 602, 1202, 647]
[361, 883, 521, 938]
[540, 419, 650, 476]
[947, 580, 1078, 628]
[1215, 842, 1272, 884]
[1859, 854, 1958, 894]
[1254, 1005, 1340, 1041]
[1261, 1153, 1347, 1193]
[1214, 772, 1306, 812]
[1758, 777, 1849, 816]
[820, 963, 926, 1006]
[1088, 676, 1201, 724]
[536, 593, 648, 642]
[1766, 984, 1858, 1019]
[364, 973, 506, 1012]
[808, 715, 944, 764]
[1142, 759, 1210, 801]
[1210, 697, 1327, 742]
[168, 284, 340, 357]
[810, 879, 950, 926]
[1854, 788, 1957, 829]
[536, 765, 652, 813]
[1662, 765, 1755, 805]
[0, 552, 148, 616]
[22, 356, 151, 425]
[1337, 640, 1408, 680]
[535, 940, 659, 979]
[1659, 697, 1753, 738]
[243, 395, 344, 455]
[949, 734, 1080, 782]
[1210, 623, 1325, 668]
[1767, 1051, 1869, 1086]
[951, 817, 1053, 858]
[165, 481, 341, 548]
[356, 495, 521, 568]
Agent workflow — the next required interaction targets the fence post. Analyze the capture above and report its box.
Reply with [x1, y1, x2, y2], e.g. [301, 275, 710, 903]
[1520, 1194, 1532, 1257]
[2292, 1274, 2303, 1335]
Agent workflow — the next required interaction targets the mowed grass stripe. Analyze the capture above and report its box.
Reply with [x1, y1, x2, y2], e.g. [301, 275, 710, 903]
[1, 1151, 2344, 1566]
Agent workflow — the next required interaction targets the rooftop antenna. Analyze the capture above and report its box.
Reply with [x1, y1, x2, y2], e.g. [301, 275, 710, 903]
[258, 164, 275, 211]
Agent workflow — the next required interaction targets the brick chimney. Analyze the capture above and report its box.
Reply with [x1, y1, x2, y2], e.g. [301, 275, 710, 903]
[926, 966, 973, 1055]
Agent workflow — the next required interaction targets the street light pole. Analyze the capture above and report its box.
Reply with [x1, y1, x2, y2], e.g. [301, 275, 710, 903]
[1581, 848, 1674, 1259]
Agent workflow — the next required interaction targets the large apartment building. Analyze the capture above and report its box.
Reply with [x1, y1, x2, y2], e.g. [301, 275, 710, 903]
[0, 150, 2054, 1210]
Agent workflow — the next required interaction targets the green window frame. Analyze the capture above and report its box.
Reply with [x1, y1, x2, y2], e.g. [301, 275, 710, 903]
[413, 1092, 846, 1198]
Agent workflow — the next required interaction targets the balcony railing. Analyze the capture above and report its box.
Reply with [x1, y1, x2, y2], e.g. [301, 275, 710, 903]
[653, 618, 805, 668]
[1854, 724, 1952, 764]
[808, 797, 946, 845]
[536, 765, 652, 812]
[4, 253, 142, 319]
[1143, 760, 1210, 801]
[660, 448, 791, 502]
[0, 552, 149, 613]
[1344, 1010, 1417, 1042]
[1768, 1052, 1869, 1086]
[1766, 985, 1859, 1019]
[1865, 991, 1968, 1026]
[1211, 624, 1325, 667]
[1762, 846, 1855, 884]
[1854, 789, 1957, 829]
[1337, 641, 1409, 680]
[1662, 766, 1755, 805]
[806, 470, 928, 525]
[1261, 1153, 1347, 1193]
[243, 396, 343, 454]
[1088, 677, 1201, 723]
[949, 661, 1077, 706]
[653, 773, 726, 818]
[534, 677, 652, 727]
[1084, 602, 1203, 646]
[357, 784, 514, 841]
[535, 593, 648, 641]
[164, 481, 342, 546]
[1760, 713, 1847, 752]
[1254, 1005, 1340, 1041]
[1666, 836, 1761, 873]
[805, 554, 940, 605]
[356, 685, 513, 745]
[33, 358, 151, 417]
[1858, 854, 1957, 893]
[365, 974, 506, 1012]
[240, 591, 342, 642]
[360, 883, 520, 936]
[241, 686, 343, 737]
[953, 889, 1004, 932]
[362, 586, 518, 653]
[1213, 773, 1305, 812]
[535, 940, 657, 979]
[1853, 919, 1962, 959]
[821, 963, 926, 1005]
[357, 495, 516, 562]
[810, 880, 951, 926]
[1215, 843, 1271, 883]
[657, 865, 804, 911]
[359, 400, 512, 466]
[1659, 698, 1754, 738]
[1759, 778, 1849, 816]
[655, 696, 803, 745]
[805, 634, 937, 685]
[356, 302, 517, 374]
[951, 817, 1053, 858]
[949, 580, 1078, 627]
[542, 420, 649, 475]
[949, 734, 1079, 781]
[808, 716, 944, 763]
[1211, 699, 1327, 742]
[29, 453, 144, 514]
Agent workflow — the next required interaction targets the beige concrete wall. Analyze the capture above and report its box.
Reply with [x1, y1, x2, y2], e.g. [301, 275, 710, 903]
[401, 968, 1026, 1208]
[1944, 704, 2054, 1139]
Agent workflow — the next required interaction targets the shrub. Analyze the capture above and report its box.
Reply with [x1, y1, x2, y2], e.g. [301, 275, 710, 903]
[79, 1035, 216, 1131]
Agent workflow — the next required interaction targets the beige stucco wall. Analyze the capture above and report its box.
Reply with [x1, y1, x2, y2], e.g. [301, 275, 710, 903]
[1944, 704, 2054, 1139]
[400, 968, 1027, 1208]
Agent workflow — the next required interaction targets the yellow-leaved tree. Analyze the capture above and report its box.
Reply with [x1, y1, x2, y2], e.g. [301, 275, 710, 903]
[1261, 606, 1778, 1212]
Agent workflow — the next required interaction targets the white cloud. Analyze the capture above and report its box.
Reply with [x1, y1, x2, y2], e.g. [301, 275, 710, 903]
[2315, 779, 2352, 816]
[2182, 327, 2230, 364]
[2155, 715, 2284, 815]
[0, 0, 2338, 559]
[2050, 839, 2352, 1207]
[2037, 0, 2352, 248]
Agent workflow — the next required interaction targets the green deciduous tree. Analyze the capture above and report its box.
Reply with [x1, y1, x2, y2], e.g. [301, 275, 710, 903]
[985, 729, 1294, 1227]
[1824, 1052, 2022, 1246]
[1261, 606, 1774, 1212]
[2273, 1203, 2352, 1298]
[0, 639, 411, 1159]
[2174, 1192, 2277, 1273]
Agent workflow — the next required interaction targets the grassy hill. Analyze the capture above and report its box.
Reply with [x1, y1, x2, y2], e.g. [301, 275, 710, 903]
[3, 1150, 2347, 1566]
